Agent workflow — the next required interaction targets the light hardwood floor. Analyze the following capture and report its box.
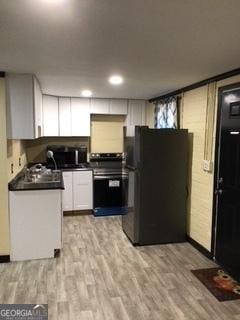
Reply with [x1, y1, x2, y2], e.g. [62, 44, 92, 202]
[0, 215, 240, 320]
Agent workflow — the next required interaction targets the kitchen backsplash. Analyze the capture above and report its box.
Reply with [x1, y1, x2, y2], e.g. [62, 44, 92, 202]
[25, 137, 90, 163]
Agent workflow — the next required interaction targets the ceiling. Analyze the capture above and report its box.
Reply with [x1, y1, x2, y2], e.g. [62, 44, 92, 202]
[0, 0, 240, 99]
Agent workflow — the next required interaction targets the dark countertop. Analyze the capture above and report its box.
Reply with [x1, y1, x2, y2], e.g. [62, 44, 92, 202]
[29, 162, 93, 172]
[61, 167, 93, 172]
[9, 169, 65, 191]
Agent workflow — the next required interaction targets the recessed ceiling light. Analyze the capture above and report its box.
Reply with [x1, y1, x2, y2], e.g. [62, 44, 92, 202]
[44, 0, 64, 3]
[109, 75, 124, 85]
[81, 90, 92, 97]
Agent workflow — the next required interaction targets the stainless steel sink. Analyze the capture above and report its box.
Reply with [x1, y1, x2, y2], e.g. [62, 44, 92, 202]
[22, 171, 61, 185]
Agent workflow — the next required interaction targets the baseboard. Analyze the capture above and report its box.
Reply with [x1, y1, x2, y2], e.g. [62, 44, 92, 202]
[0, 255, 10, 263]
[186, 235, 213, 260]
[63, 210, 92, 216]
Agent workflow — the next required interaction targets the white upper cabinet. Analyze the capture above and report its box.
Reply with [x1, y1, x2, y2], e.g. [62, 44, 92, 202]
[59, 97, 71, 136]
[109, 99, 128, 115]
[128, 100, 146, 125]
[91, 98, 110, 114]
[6, 74, 43, 139]
[125, 100, 146, 136]
[42, 95, 59, 136]
[71, 98, 90, 136]
[33, 77, 43, 138]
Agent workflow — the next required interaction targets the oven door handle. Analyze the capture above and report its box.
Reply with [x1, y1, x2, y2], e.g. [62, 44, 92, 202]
[94, 175, 128, 180]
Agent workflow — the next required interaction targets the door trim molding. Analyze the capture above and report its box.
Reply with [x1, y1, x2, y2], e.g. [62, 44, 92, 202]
[211, 82, 240, 257]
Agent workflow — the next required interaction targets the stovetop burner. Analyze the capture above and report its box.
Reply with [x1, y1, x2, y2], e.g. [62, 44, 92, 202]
[90, 152, 126, 175]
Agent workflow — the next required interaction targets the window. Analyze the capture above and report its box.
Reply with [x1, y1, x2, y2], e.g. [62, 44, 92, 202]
[154, 97, 178, 129]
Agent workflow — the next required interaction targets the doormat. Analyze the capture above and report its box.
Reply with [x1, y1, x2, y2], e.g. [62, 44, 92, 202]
[191, 268, 240, 301]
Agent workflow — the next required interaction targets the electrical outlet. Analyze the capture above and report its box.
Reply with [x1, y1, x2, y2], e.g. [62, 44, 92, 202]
[11, 163, 14, 174]
[203, 160, 213, 172]
[19, 157, 21, 167]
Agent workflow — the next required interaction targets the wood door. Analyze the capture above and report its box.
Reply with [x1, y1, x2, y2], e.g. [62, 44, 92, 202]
[215, 86, 240, 280]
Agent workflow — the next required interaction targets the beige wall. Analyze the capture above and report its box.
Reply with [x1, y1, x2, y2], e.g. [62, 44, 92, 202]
[147, 75, 240, 251]
[91, 115, 125, 153]
[25, 137, 90, 163]
[146, 102, 155, 128]
[0, 78, 10, 255]
[181, 86, 215, 251]
[7, 140, 27, 182]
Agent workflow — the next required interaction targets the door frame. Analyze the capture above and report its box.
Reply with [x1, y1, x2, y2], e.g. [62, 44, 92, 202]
[211, 81, 240, 258]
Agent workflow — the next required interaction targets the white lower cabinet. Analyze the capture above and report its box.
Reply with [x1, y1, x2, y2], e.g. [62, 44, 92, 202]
[62, 170, 93, 211]
[9, 190, 62, 261]
[73, 171, 93, 210]
[62, 172, 73, 211]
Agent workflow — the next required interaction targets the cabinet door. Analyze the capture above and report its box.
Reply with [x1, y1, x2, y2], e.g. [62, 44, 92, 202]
[129, 100, 146, 125]
[71, 98, 90, 136]
[109, 99, 127, 115]
[6, 74, 35, 139]
[62, 172, 73, 211]
[33, 77, 43, 138]
[91, 98, 110, 114]
[73, 171, 93, 210]
[10, 190, 62, 261]
[59, 97, 71, 136]
[125, 100, 146, 137]
[43, 95, 59, 136]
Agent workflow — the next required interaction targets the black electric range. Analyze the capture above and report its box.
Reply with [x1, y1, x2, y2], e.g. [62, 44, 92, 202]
[90, 153, 128, 216]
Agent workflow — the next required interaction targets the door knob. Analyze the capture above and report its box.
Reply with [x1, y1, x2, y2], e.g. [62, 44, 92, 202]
[215, 189, 223, 195]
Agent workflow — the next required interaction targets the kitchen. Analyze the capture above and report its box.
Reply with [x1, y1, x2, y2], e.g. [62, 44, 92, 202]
[1, 1, 240, 319]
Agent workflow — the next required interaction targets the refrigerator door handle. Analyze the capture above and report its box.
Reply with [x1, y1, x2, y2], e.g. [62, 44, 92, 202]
[126, 165, 137, 171]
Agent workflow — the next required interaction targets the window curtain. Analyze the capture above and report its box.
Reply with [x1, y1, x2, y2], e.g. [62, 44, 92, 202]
[154, 97, 178, 129]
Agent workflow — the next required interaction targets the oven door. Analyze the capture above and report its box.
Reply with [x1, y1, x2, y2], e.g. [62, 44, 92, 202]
[93, 174, 128, 216]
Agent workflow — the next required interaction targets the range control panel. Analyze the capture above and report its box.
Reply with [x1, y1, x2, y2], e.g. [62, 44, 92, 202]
[90, 153, 123, 161]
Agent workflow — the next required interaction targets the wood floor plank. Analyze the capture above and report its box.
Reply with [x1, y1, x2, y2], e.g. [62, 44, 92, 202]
[0, 215, 239, 320]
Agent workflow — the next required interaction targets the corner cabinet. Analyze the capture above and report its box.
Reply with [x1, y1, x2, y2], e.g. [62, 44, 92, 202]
[62, 170, 93, 211]
[6, 74, 43, 139]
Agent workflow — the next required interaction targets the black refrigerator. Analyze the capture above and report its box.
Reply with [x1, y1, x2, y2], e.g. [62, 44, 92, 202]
[122, 126, 188, 245]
